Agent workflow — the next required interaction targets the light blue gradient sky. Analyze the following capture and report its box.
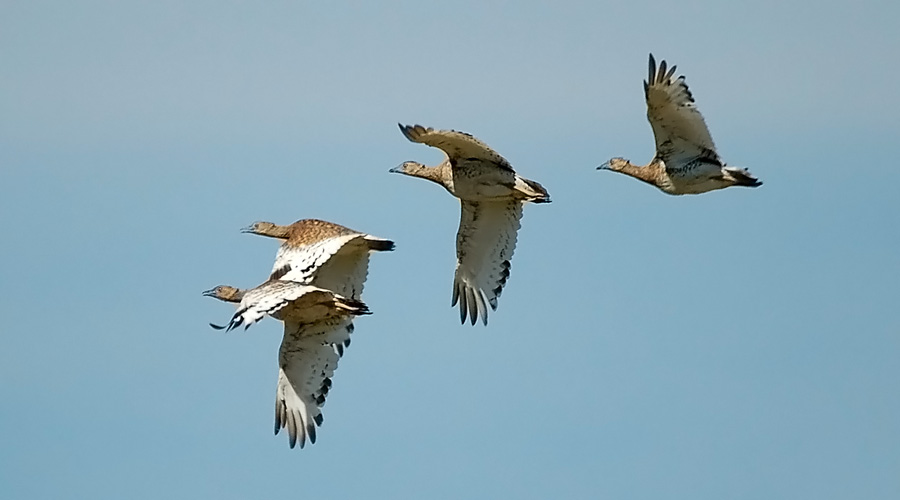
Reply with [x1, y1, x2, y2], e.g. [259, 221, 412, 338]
[1, 1, 898, 499]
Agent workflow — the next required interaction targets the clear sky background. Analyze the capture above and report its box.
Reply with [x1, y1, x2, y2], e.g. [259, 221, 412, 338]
[2, 1, 898, 498]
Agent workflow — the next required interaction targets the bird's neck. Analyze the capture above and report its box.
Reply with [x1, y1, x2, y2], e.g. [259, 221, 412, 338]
[617, 160, 663, 187]
[259, 225, 290, 239]
[415, 165, 451, 188]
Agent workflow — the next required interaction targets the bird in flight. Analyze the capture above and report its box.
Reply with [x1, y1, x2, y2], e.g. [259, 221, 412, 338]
[392, 123, 550, 326]
[599, 54, 762, 194]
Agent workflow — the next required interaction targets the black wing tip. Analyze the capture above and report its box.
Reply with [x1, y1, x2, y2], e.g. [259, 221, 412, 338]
[307, 424, 317, 445]
[398, 123, 416, 141]
[209, 322, 226, 330]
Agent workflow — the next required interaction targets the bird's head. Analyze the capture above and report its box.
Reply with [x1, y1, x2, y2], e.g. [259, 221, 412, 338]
[597, 157, 629, 172]
[240, 221, 275, 235]
[202, 285, 243, 303]
[389, 161, 426, 176]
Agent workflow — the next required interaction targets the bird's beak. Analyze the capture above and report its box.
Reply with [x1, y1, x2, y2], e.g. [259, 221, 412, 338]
[597, 161, 611, 171]
[202, 288, 218, 297]
[389, 164, 404, 174]
[239, 224, 256, 234]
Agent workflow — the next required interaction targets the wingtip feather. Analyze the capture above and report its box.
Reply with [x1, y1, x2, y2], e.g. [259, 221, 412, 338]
[458, 288, 468, 324]
[466, 288, 478, 326]
[307, 422, 317, 445]
[398, 123, 417, 142]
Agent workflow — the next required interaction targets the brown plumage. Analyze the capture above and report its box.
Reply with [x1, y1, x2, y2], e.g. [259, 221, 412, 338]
[599, 54, 762, 195]
[242, 218, 394, 300]
[391, 123, 549, 325]
[243, 219, 364, 247]
[203, 280, 369, 449]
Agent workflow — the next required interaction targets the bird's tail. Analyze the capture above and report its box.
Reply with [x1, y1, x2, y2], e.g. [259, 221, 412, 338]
[335, 296, 372, 316]
[724, 167, 762, 188]
[365, 237, 396, 252]
[516, 176, 552, 203]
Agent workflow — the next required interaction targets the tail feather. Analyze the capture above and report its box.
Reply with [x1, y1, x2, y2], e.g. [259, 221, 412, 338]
[517, 176, 552, 203]
[336, 297, 371, 316]
[725, 167, 762, 188]
[365, 238, 396, 252]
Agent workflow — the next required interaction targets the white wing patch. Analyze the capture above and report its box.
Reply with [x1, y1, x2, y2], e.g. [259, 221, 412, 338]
[213, 281, 329, 331]
[272, 234, 361, 284]
[273, 234, 381, 303]
[305, 239, 372, 301]
[452, 200, 523, 325]
[275, 318, 353, 449]
[644, 55, 719, 168]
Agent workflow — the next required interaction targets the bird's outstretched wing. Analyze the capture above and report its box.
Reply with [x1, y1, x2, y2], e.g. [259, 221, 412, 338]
[644, 54, 720, 167]
[274, 318, 354, 449]
[452, 200, 523, 325]
[271, 234, 364, 283]
[274, 234, 393, 301]
[399, 123, 515, 172]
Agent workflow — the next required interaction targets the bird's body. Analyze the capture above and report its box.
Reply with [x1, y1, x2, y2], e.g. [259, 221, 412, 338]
[392, 123, 549, 325]
[599, 54, 762, 195]
[205, 280, 368, 332]
[205, 218, 392, 449]
[396, 156, 549, 203]
[204, 280, 370, 449]
[242, 219, 394, 301]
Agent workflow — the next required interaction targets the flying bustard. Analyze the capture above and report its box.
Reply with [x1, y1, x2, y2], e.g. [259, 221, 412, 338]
[205, 218, 393, 448]
[391, 123, 550, 326]
[598, 54, 762, 194]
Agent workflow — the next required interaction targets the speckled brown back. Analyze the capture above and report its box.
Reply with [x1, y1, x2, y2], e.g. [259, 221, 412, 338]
[283, 219, 360, 246]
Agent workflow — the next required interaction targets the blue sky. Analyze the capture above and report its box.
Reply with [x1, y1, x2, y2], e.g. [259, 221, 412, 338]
[1, 1, 898, 498]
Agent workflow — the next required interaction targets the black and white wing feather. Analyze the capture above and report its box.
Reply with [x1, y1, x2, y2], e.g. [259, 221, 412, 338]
[644, 54, 720, 167]
[398, 123, 515, 173]
[211, 281, 333, 331]
[271, 234, 363, 284]
[301, 236, 380, 301]
[274, 319, 353, 449]
[452, 200, 523, 325]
